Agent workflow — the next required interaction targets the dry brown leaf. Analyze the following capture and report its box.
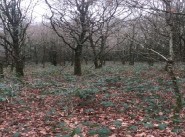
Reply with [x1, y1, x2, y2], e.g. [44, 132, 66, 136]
[159, 112, 163, 116]
[135, 132, 146, 137]
[40, 130, 47, 135]
[109, 134, 117, 137]
[126, 135, 132, 137]
[122, 122, 128, 127]
[146, 135, 155, 137]
[116, 119, 123, 121]
[73, 135, 80, 137]
[0, 125, 5, 130]
[109, 126, 116, 130]
[38, 127, 47, 135]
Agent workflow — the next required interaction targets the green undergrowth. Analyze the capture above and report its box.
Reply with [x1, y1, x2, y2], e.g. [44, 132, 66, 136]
[1, 62, 185, 136]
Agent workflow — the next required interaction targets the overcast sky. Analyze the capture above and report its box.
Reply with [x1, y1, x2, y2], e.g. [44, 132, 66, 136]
[32, 0, 49, 23]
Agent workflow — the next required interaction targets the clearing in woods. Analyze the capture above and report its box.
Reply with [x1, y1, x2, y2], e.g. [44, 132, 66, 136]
[0, 62, 185, 136]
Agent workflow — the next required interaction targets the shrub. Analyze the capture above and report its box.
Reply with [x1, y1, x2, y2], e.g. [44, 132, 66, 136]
[75, 88, 98, 100]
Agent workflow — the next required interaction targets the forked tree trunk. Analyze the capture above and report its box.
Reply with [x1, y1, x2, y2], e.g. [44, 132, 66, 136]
[74, 46, 82, 76]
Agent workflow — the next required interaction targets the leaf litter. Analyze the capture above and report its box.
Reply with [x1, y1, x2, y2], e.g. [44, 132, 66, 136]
[0, 63, 185, 136]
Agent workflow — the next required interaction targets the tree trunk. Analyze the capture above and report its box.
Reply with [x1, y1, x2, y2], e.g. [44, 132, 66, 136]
[94, 57, 99, 69]
[168, 29, 182, 115]
[166, 60, 182, 114]
[34, 46, 38, 65]
[0, 62, 4, 78]
[15, 59, 24, 77]
[182, 39, 185, 62]
[42, 45, 46, 68]
[129, 25, 135, 65]
[14, 46, 24, 77]
[61, 51, 66, 66]
[129, 51, 134, 65]
[148, 50, 154, 66]
[99, 57, 104, 67]
[83, 56, 88, 65]
[50, 50, 57, 66]
[74, 46, 82, 76]
[10, 60, 14, 72]
[121, 58, 125, 65]
[129, 45, 134, 65]
[71, 51, 74, 66]
[12, 19, 24, 77]
[164, 0, 182, 114]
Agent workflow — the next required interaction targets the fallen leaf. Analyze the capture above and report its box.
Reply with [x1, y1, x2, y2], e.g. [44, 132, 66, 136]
[40, 130, 47, 135]
[126, 135, 132, 137]
[159, 112, 163, 116]
[135, 132, 146, 137]
[109, 134, 116, 137]
[146, 135, 155, 137]
[73, 135, 80, 137]
[109, 126, 116, 130]
[122, 122, 128, 127]
[0, 125, 5, 130]
[38, 127, 47, 135]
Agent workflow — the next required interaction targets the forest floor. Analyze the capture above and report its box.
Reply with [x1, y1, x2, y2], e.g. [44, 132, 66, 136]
[0, 62, 185, 137]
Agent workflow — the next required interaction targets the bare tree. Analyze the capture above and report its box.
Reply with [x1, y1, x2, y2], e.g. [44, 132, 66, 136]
[162, 0, 183, 114]
[0, 44, 4, 78]
[0, 0, 34, 76]
[127, 0, 184, 114]
[45, 0, 93, 75]
[88, 0, 130, 68]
